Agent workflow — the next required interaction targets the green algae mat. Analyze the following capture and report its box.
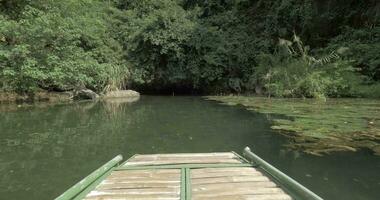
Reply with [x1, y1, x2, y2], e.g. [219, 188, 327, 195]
[206, 96, 380, 156]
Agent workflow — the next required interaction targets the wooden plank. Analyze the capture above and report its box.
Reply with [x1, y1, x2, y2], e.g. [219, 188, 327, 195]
[96, 182, 180, 190]
[192, 187, 285, 197]
[128, 157, 238, 162]
[190, 167, 259, 173]
[84, 193, 180, 200]
[85, 196, 179, 200]
[109, 169, 180, 176]
[191, 171, 262, 179]
[100, 180, 180, 185]
[89, 188, 179, 196]
[192, 194, 292, 200]
[191, 166, 292, 199]
[123, 152, 242, 167]
[124, 159, 241, 166]
[107, 172, 181, 180]
[116, 163, 253, 170]
[103, 169, 181, 186]
[107, 174, 181, 179]
[85, 197, 178, 200]
[84, 168, 181, 200]
[86, 188, 179, 195]
[82, 153, 294, 200]
[192, 175, 271, 184]
[103, 177, 180, 182]
[130, 153, 236, 158]
[192, 181, 278, 190]
[130, 155, 238, 161]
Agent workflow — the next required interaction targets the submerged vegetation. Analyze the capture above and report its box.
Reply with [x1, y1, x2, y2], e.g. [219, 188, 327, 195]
[0, 0, 379, 97]
[207, 96, 380, 156]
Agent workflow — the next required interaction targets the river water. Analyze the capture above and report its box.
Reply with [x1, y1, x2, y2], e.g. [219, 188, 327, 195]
[0, 96, 379, 200]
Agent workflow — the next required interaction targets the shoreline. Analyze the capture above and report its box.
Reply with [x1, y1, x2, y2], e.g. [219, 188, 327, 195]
[0, 89, 141, 104]
[0, 91, 73, 104]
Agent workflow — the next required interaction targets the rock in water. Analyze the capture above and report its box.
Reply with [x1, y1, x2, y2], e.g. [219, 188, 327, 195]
[104, 90, 140, 98]
[74, 89, 99, 100]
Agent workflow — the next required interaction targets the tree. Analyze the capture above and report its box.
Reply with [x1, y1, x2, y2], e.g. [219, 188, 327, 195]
[0, 0, 127, 93]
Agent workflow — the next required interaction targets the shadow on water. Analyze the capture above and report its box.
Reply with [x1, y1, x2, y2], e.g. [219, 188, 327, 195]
[0, 96, 379, 200]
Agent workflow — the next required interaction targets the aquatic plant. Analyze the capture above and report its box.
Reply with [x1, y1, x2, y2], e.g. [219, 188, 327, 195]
[207, 96, 380, 156]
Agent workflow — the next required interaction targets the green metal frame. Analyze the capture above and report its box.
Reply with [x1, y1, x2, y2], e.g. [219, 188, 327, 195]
[185, 168, 192, 200]
[180, 168, 186, 200]
[55, 155, 123, 200]
[231, 151, 252, 164]
[242, 147, 323, 200]
[119, 154, 138, 166]
[72, 168, 115, 200]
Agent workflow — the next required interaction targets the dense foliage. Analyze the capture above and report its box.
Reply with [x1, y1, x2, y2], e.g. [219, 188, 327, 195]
[0, 0, 127, 93]
[1, 0, 379, 97]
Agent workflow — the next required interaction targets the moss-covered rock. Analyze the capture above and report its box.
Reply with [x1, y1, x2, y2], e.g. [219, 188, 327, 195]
[103, 90, 140, 98]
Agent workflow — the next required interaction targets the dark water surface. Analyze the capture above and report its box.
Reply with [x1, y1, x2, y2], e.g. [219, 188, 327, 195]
[0, 96, 379, 200]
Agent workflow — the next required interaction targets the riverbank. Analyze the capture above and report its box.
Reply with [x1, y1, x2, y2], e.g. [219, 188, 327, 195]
[206, 96, 380, 156]
[0, 90, 140, 104]
[0, 91, 73, 103]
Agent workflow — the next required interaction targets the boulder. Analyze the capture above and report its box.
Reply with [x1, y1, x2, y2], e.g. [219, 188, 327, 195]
[74, 89, 99, 100]
[104, 90, 140, 98]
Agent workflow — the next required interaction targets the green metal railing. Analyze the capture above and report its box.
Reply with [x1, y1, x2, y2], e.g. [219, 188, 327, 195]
[55, 155, 123, 200]
[243, 147, 323, 200]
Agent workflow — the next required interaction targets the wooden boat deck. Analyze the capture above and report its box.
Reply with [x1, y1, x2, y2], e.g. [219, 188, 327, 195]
[82, 152, 293, 200]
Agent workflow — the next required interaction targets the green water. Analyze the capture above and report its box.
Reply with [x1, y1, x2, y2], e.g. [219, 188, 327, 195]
[0, 96, 379, 200]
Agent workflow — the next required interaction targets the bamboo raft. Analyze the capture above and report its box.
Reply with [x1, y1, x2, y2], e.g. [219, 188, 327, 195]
[56, 147, 323, 200]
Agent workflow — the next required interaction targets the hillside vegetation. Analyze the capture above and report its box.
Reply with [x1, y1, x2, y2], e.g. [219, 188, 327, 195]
[1, 0, 379, 98]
